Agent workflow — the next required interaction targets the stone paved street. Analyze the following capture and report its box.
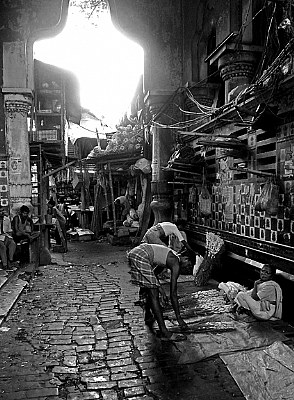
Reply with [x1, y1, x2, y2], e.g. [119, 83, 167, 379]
[0, 240, 244, 400]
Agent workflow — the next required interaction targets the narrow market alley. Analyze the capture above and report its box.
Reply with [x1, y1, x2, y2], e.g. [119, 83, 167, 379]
[0, 240, 294, 400]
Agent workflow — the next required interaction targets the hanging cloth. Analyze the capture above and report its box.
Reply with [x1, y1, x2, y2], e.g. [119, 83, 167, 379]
[255, 178, 279, 215]
[199, 168, 212, 216]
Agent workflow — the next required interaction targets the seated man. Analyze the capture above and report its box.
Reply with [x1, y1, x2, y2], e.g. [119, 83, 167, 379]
[0, 207, 17, 270]
[127, 243, 192, 341]
[12, 205, 40, 244]
[234, 264, 283, 321]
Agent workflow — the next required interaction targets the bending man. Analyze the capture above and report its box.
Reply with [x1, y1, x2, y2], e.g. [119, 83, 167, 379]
[128, 243, 191, 341]
[142, 221, 196, 259]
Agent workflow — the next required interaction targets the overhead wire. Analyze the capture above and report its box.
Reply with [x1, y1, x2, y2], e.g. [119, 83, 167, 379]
[147, 3, 269, 130]
[145, 1, 294, 133]
[152, 115, 208, 129]
[254, 2, 277, 81]
[233, 0, 253, 49]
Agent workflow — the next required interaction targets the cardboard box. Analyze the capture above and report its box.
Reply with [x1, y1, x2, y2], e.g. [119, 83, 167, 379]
[117, 227, 130, 237]
[68, 228, 94, 242]
[52, 245, 66, 253]
[107, 233, 131, 246]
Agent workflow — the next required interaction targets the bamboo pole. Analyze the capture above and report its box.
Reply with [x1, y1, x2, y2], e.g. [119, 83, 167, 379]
[91, 182, 102, 237]
[139, 173, 152, 242]
[103, 175, 110, 220]
[162, 167, 201, 175]
[230, 167, 275, 177]
[108, 163, 117, 235]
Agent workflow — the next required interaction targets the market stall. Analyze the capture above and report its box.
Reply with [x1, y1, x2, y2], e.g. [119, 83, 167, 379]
[85, 123, 151, 244]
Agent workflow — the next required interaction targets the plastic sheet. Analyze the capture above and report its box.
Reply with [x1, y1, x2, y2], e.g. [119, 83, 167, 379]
[174, 315, 286, 364]
[220, 341, 294, 400]
[162, 290, 287, 364]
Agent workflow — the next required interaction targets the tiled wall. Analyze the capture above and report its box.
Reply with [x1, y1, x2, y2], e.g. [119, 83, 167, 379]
[188, 180, 294, 246]
[0, 159, 9, 209]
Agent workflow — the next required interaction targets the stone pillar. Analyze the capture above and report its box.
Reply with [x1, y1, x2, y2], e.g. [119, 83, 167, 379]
[108, 1, 183, 225]
[218, 51, 257, 103]
[3, 90, 33, 213]
[0, 0, 69, 214]
[145, 91, 175, 224]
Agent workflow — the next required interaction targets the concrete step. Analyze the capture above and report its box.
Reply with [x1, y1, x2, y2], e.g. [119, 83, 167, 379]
[0, 261, 50, 326]
[0, 273, 8, 290]
[0, 276, 27, 325]
[0, 254, 68, 327]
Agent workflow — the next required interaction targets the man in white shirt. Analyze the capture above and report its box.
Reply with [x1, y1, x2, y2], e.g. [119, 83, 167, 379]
[0, 207, 17, 270]
[142, 221, 195, 253]
[114, 195, 131, 220]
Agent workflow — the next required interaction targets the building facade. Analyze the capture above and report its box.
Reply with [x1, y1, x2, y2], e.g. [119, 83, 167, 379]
[109, 0, 294, 320]
[2, 1, 294, 286]
[0, 0, 69, 215]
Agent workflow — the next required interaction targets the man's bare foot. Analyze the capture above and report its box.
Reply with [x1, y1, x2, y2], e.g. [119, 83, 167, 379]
[161, 332, 187, 342]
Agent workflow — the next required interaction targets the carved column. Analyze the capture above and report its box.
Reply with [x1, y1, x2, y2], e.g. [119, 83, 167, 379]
[0, 0, 69, 214]
[3, 91, 33, 212]
[145, 91, 175, 224]
[218, 51, 257, 103]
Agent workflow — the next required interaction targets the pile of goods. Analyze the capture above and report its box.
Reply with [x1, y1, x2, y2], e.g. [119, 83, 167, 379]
[87, 125, 144, 158]
[164, 290, 235, 333]
[218, 281, 247, 303]
[194, 232, 225, 287]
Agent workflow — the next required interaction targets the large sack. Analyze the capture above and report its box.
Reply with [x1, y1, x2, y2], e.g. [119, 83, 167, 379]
[199, 185, 212, 216]
[255, 179, 279, 215]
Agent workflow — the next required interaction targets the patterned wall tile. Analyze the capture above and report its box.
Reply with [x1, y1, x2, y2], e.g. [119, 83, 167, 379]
[254, 216, 260, 227]
[188, 180, 294, 247]
[277, 219, 284, 232]
[255, 228, 260, 239]
[260, 228, 265, 240]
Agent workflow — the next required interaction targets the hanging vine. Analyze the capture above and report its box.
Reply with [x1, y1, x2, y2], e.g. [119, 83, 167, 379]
[70, 0, 108, 25]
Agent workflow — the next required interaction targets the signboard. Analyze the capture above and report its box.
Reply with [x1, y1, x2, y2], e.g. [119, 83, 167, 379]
[10, 158, 22, 174]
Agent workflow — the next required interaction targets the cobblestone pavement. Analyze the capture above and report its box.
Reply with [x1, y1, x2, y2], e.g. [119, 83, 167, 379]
[0, 240, 244, 400]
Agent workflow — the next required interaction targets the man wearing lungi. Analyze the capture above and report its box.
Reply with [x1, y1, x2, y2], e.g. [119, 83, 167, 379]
[127, 243, 191, 341]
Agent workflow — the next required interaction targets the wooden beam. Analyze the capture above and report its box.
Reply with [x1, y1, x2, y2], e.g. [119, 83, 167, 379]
[177, 130, 245, 140]
[230, 167, 275, 177]
[42, 160, 77, 179]
[177, 131, 209, 136]
[162, 167, 201, 175]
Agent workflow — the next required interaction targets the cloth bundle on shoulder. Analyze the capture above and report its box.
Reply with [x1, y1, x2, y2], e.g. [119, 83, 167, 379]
[218, 281, 247, 303]
[255, 178, 279, 215]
